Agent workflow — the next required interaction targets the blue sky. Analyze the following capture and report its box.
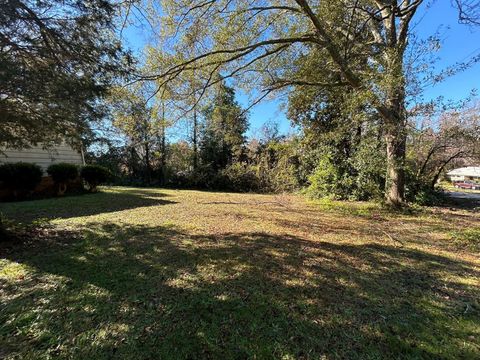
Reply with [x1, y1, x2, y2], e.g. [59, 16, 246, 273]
[123, 2, 480, 138]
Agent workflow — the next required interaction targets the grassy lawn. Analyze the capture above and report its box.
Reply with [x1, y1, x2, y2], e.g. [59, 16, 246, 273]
[1, 187, 479, 359]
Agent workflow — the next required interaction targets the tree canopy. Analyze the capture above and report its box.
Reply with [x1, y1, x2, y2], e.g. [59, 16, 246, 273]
[136, 0, 479, 205]
[0, 0, 132, 149]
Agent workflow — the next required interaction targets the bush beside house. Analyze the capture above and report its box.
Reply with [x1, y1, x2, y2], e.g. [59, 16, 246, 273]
[80, 165, 113, 192]
[0, 163, 43, 199]
[0, 162, 112, 201]
[47, 163, 79, 196]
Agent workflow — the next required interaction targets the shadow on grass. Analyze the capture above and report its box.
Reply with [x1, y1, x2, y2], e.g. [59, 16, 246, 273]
[441, 192, 480, 211]
[0, 188, 176, 223]
[1, 222, 479, 359]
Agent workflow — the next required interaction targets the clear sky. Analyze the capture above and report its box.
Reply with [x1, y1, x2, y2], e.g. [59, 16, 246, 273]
[123, 2, 480, 138]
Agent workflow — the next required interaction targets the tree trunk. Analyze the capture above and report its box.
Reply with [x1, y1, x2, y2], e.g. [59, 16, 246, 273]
[193, 109, 198, 171]
[385, 126, 406, 206]
[380, 38, 408, 205]
[160, 109, 166, 169]
[161, 129, 166, 168]
[383, 85, 407, 206]
[145, 141, 151, 185]
[160, 103, 167, 185]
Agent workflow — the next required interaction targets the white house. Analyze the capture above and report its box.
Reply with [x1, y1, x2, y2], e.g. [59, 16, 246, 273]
[0, 143, 84, 171]
[446, 167, 480, 182]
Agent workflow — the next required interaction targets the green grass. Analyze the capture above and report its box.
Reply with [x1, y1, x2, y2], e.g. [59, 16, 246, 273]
[1, 187, 479, 359]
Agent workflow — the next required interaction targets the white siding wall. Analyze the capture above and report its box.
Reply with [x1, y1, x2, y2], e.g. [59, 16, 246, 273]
[0, 143, 84, 170]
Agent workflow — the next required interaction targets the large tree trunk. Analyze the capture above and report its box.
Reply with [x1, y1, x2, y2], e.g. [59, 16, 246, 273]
[385, 125, 406, 206]
[383, 82, 407, 206]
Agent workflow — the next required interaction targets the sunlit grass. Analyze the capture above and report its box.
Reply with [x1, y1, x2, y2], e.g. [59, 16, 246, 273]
[1, 187, 479, 359]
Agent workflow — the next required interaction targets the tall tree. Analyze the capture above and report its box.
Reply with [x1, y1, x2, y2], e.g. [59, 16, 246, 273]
[147, 0, 479, 205]
[0, 0, 131, 149]
[200, 81, 248, 170]
[108, 84, 162, 183]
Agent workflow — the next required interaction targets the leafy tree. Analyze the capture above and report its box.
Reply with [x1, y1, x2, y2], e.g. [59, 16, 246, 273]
[200, 81, 248, 171]
[144, 0, 479, 205]
[0, 0, 131, 149]
[108, 84, 159, 183]
[166, 141, 194, 182]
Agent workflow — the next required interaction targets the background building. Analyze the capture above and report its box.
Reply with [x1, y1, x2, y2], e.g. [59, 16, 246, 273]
[447, 167, 480, 182]
[0, 143, 84, 171]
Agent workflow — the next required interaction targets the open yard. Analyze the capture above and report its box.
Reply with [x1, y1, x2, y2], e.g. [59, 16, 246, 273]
[1, 187, 479, 359]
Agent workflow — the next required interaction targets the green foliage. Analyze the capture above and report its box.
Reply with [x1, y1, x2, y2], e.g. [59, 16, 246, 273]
[412, 189, 444, 206]
[0, 162, 43, 195]
[288, 72, 385, 201]
[350, 139, 386, 201]
[305, 154, 339, 200]
[80, 165, 112, 192]
[304, 134, 385, 202]
[200, 82, 248, 171]
[47, 163, 80, 195]
[220, 163, 260, 192]
[254, 139, 302, 193]
[0, 0, 131, 148]
[47, 163, 79, 184]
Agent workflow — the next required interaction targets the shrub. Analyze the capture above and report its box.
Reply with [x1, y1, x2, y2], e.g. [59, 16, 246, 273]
[221, 163, 260, 192]
[349, 140, 385, 201]
[166, 170, 193, 189]
[411, 187, 444, 206]
[80, 165, 112, 192]
[47, 163, 79, 195]
[305, 155, 338, 199]
[0, 162, 43, 198]
[255, 140, 302, 193]
[305, 139, 385, 201]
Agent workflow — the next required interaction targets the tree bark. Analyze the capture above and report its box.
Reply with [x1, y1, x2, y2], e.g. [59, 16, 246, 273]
[385, 125, 406, 206]
[193, 108, 198, 171]
[145, 140, 151, 185]
[161, 125, 166, 167]
[161, 104, 167, 169]
[383, 80, 407, 206]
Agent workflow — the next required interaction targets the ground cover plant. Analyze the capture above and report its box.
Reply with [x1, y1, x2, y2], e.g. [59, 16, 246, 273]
[0, 187, 479, 359]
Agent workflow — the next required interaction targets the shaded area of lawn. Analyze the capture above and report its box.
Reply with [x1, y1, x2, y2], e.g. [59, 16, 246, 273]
[0, 187, 175, 223]
[1, 220, 479, 359]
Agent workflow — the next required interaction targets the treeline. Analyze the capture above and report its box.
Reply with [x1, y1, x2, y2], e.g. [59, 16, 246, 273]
[87, 79, 479, 204]
[87, 82, 304, 193]
[3, 1, 479, 208]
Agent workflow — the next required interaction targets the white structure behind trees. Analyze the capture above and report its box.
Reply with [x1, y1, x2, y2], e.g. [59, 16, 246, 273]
[0, 143, 84, 171]
[447, 167, 480, 182]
